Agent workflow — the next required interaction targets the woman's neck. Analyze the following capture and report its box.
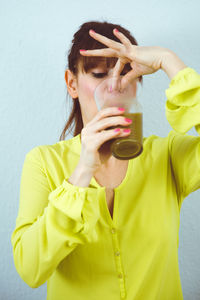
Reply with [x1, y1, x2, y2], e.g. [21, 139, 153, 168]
[98, 147, 127, 169]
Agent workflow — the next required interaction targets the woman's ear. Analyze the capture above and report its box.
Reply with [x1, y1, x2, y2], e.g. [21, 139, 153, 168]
[65, 69, 78, 99]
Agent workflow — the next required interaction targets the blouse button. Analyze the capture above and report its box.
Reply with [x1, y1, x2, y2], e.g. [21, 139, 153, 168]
[118, 273, 123, 279]
[111, 228, 116, 234]
[115, 251, 120, 256]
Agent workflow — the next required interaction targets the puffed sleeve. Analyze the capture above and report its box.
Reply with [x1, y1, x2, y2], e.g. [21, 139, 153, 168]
[165, 67, 200, 207]
[165, 67, 200, 135]
[11, 146, 101, 288]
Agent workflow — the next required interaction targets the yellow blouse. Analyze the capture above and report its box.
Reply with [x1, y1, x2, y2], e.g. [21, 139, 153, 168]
[11, 67, 200, 300]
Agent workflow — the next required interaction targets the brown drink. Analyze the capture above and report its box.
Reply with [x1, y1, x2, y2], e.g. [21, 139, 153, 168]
[106, 112, 143, 160]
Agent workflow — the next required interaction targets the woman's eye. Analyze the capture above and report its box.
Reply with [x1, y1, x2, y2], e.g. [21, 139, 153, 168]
[92, 71, 128, 78]
[92, 72, 107, 78]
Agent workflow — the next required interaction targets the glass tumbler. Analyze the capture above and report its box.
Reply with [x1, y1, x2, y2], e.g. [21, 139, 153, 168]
[94, 75, 143, 160]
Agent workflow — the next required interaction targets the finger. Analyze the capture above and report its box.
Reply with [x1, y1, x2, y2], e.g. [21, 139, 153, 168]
[80, 48, 117, 57]
[112, 58, 125, 78]
[113, 29, 132, 50]
[121, 69, 139, 90]
[109, 59, 125, 91]
[89, 30, 122, 51]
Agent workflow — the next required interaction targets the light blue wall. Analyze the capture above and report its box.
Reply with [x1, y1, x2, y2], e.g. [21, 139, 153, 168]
[1, 0, 200, 299]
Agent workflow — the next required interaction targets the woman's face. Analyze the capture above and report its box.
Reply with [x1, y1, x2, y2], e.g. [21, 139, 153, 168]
[66, 61, 137, 127]
[76, 62, 114, 126]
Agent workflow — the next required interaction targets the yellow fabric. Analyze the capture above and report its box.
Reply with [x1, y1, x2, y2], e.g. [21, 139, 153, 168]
[11, 67, 200, 300]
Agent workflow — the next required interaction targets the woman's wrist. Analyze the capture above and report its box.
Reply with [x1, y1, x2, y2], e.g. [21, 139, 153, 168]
[160, 49, 188, 80]
[68, 161, 94, 188]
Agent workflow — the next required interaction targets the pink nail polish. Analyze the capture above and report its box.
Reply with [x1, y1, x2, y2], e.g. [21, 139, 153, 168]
[125, 118, 132, 123]
[80, 49, 86, 52]
[90, 29, 95, 34]
[114, 28, 119, 33]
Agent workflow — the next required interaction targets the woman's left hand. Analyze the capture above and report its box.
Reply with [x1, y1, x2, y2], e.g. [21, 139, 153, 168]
[79, 28, 173, 89]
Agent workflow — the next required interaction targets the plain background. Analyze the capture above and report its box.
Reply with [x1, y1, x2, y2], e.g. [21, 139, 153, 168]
[1, 0, 200, 299]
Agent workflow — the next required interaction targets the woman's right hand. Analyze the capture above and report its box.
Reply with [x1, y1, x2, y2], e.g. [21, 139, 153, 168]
[79, 106, 132, 172]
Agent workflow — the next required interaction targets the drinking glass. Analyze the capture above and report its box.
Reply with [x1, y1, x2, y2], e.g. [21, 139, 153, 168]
[94, 75, 143, 160]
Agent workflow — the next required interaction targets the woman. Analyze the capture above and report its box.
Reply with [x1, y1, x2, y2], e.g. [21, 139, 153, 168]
[11, 20, 200, 300]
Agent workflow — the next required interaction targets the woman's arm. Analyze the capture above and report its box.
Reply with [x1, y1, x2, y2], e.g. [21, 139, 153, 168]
[11, 147, 100, 288]
[80, 28, 188, 87]
[160, 50, 187, 80]
[165, 68, 200, 207]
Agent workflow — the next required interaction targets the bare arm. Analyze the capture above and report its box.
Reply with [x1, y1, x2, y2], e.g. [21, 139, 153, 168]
[68, 161, 94, 187]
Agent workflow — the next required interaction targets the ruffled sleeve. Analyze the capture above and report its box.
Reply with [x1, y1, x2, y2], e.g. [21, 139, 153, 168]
[11, 146, 101, 288]
[165, 68, 200, 207]
[48, 178, 101, 245]
[165, 67, 200, 135]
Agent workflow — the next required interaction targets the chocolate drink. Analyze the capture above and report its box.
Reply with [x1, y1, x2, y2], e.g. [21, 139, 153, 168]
[104, 112, 143, 160]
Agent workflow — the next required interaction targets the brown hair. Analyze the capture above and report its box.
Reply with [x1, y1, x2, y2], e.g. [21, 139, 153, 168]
[59, 20, 143, 141]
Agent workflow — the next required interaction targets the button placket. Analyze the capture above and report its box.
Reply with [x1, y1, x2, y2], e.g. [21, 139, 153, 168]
[110, 227, 126, 299]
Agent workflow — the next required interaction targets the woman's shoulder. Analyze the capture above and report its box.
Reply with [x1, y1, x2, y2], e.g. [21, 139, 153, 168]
[141, 130, 180, 158]
[25, 134, 81, 164]
[143, 130, 175, 145]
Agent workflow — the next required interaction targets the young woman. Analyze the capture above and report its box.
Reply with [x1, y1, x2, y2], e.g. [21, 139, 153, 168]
[11, 20, 200, 300]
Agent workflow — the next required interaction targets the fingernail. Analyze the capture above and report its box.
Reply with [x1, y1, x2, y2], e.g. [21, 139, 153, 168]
[80, 49, 86, 52]
[125, 118, 132, 123]
[114, 128, 120, 132]
[89, 29, 95, 34]
[118, 107, 125, 111]
[114, 28, 119, 33]
[123, 129, 131, 133]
